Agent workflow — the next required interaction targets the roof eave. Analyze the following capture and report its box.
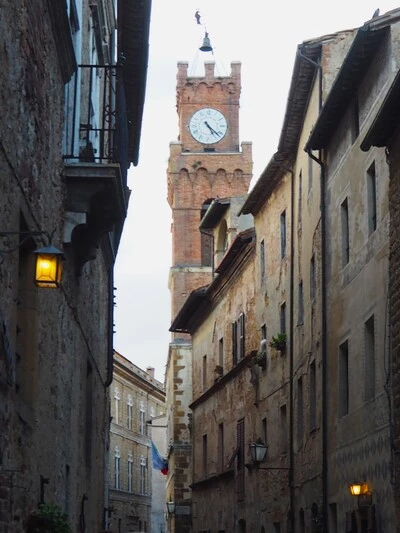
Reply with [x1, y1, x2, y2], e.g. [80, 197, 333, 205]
[215, 228, 255, 274]
[119, 0, 152, 166]
[240, 152, 293, 215]
[169, 287, 209, 333]
[306, 25, 389, 151]
[361, 68, 400, 151]
[241, 42, 321, 216]
[200, 199, 231, 230]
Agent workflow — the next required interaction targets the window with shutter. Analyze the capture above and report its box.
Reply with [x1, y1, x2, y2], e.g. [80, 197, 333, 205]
[239, 313, 245, 360]
[232, 321, 238, 365]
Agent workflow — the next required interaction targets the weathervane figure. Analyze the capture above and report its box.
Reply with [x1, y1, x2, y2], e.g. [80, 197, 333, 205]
[195, 10, 201, 24]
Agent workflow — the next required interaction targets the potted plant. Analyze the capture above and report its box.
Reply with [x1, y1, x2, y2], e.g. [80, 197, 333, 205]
[27, 503, 71, 533]
[214, 365, 223, 376]
[252, 350, 267, 368]
[269, 332, 287, 352]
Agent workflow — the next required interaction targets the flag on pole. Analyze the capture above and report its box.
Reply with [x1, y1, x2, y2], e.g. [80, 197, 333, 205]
[151, 440, 168, 475]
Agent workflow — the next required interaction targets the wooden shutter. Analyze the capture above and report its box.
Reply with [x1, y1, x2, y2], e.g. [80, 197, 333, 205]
[239, 313, 245, 360]
[232, 321, 238, 365]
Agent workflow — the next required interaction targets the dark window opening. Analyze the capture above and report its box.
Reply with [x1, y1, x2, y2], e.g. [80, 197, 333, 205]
[339, 340, 349, 417]
[201, 201, 213, 266]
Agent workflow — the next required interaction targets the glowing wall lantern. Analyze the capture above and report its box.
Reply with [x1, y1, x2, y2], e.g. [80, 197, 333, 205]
[34, 245, 63, 288]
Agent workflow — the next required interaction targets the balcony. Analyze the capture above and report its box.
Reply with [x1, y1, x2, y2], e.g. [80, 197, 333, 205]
[63, 64, 130, 273]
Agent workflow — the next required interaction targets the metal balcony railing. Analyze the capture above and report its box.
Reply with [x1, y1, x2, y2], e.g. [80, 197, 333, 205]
[63, 64, 129, 180]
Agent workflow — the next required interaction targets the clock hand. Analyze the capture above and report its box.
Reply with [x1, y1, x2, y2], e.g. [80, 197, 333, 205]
[204, 121, 221, 137]
[204, 121, 216, 135]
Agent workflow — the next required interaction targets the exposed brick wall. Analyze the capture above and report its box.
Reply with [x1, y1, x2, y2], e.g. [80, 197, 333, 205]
[176, 61, 242, 153]
[166, 61, 253, 533]
[168, 64, 252, 327]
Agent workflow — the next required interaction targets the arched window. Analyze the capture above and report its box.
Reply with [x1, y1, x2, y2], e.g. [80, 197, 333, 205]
[299, 508, 305, 533]
[216, 219, 228, 265]
[114, 446, 121, 489]
[201, 200, 213, 266]
[114, 387, 120, 425]
[127, 394, 133, 429]
[311, 502, 320, 533]
[140, 454, 146, 494]
[238, 519, 246, 533]
[127, 451, 133, 492]
[139, 400, 146, 435]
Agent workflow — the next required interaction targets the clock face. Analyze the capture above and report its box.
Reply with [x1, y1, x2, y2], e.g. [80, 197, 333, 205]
[189, 108, 227, 144]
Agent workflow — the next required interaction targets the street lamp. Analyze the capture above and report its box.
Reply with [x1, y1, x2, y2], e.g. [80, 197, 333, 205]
[0, 230, 63, 288]
[248, 441, 290, 471]
[166, 501, 175, 516]
[349, 481, 373, 508]
[349, 482, 366, 496]
[249, 441, 268, 463]
[33, 245, 63, 288]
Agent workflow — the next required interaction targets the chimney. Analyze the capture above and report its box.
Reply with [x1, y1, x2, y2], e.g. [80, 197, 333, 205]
[146, 367, 155, 378]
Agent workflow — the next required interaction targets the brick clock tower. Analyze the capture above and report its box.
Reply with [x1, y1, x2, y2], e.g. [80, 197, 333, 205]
[168, 60, 253, 325]
[165, 60, 252, 533]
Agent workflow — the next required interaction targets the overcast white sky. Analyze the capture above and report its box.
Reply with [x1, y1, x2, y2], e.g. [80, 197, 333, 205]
[114, 0, 400, 383]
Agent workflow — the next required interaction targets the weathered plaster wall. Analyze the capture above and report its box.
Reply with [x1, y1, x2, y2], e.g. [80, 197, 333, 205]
[324, 28, 395, 531]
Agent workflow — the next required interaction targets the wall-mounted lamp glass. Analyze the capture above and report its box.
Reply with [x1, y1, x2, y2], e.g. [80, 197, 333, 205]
[349, 482, 373, 507]
[249, 441, 268, 464]
[0, 231, 63, 288]
[248, 441, 290, 472]
[349, 482, 368, 496]
[166, 501, 175, 515]
[33, 245, 63, 288]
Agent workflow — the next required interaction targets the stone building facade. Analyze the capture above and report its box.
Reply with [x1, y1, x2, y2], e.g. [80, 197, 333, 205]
[165, 61, 253, 533]
[0, 1, 150, 532]
[305, 10, 400, 531]
[170, 200, 257, 532]
[109, 352, 166, 533]
[360, 42, 400, 533]
[169, 7, 400, 533]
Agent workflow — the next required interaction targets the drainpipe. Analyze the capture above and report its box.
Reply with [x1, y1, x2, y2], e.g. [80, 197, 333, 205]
[308, 149, 327, 533]
[105, 267, 114, 388]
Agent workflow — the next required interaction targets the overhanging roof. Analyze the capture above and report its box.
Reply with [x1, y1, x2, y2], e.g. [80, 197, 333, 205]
[241, 40, 322, 215]
[215, 227, 255, 274]
[361, 68, 400, 150]
[118, 0, 151, 166]
[240, 152, 292, 215]
[306, 25, 389, 151]
[200, 198, 231, 230]
[169, 287, 209, 334]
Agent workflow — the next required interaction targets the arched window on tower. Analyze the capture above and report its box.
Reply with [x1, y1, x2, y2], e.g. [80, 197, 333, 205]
[200, 200, 213, 266]
[216, 219, 228, 266]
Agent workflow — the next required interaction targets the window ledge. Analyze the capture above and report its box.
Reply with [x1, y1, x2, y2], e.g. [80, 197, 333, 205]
[190, 354, 252, 409]
[190, 468, 234, 489]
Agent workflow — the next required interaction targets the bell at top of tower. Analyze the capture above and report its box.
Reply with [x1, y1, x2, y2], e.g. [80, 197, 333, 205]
[176, 61, 242, 153]
[168, 59, 252, 322]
